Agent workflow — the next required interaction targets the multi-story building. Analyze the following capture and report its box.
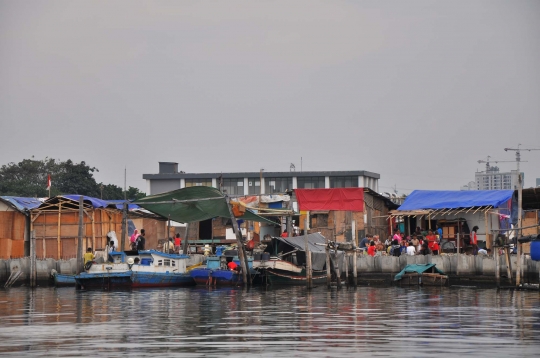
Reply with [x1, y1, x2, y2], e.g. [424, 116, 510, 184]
[474, 166, 522, 190]
[143, 162, 380, 195]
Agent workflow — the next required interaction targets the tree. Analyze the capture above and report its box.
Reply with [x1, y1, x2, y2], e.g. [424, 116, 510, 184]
[0, 157, 146, 200]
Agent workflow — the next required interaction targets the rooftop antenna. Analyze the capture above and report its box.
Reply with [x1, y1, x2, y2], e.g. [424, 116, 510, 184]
[290, 163, 296, 172]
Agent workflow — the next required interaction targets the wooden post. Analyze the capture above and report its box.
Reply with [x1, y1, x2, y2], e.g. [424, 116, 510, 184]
[352, 220, 358, 287]
[120, 202, 127, 252]
[57, 202, 62, 260]
[304, 218, 312, 289]
[182, 223, 190, 254]
[91, 212, 96, 253]
[226, 197, 249, 286]
[504, 246, 513, 285]
[456, 232, 460, 276]
[326, 236, 331, 288]
[76, 196, 84, 274]
[334, 229, 341, 289]
[30, 230, 36, 288]
[344, 252, 349, 286]
[516, 172, 523, 287]
[495, 241, 500, 288]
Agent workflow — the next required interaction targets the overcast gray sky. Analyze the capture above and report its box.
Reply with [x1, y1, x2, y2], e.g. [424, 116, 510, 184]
[1, 0, 539, 194]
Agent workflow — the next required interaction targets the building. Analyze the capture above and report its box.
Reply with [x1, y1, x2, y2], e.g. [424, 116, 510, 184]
[536, 178, 540, 187]
[143, 162, 380, 196]
[474, 165, 522, 190]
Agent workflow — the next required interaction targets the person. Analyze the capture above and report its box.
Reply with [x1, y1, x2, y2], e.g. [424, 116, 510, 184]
[406, 241, 416, 256]
[436, 225, 443, 242]
[203, 244, 212, 256]
[281, 230, 288, 238]
[359, 234, 371, 252]
[478, 248, 491, 256]
[470, 226, 479, 255]
[418, 242, 431, 255]
[164, 238, 174, 253]
[426, 230, 438, 254]
[108, 240, 115, 253]
[174, 233, 182, 252]
[367, 241, 376, 257]
[391, 239, 401, 257]
[384, 235, 392, 250]
[84, 247, 95, 265]
[373, 235, 384, 252]
[137, 229, 146, 250]
[400, 240, 408, 255]
[411, 235, 419, 253]
[393, 230, 401, 243]
[130, 229, 140, 250]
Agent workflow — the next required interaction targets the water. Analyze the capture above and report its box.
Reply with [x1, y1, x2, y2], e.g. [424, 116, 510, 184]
[0, 286, 539, 357]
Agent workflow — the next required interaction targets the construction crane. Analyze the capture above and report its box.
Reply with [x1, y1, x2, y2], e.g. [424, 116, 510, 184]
[477, 155, 521, 172]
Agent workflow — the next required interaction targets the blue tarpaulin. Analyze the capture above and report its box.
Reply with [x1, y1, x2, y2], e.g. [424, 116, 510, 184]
[398, 190, 513, 211]
[0, 196, 42, 212]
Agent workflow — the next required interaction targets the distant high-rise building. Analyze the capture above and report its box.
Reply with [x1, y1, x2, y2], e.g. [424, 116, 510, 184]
[536, 178, 540, 187]
[474, 166, 522, 190]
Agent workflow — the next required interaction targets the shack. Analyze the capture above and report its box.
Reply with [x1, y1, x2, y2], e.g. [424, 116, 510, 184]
[0, 196, 42, 259]
[391, 190, 514, 250]
[29, 195, 167, 259]
[295, 188, 398, 242]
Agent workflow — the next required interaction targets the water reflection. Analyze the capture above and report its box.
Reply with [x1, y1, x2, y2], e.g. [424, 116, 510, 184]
[0, 286, 538, 357]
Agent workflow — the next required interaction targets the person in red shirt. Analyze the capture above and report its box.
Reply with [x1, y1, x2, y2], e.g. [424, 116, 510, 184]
[174, 233, 181, 253]
[367, 241, 376, 257]
[280, 230, 288, 238]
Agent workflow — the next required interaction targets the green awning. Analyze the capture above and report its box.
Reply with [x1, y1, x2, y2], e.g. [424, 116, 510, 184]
[394, 263, 445, 281]
[135, 186, 278, 225]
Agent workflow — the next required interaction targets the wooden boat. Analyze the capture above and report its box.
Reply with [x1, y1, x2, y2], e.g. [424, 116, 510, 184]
[253, 233, 332, 286]
[51, 269, 76, 286]
[190, 255, 256, 286]
[394, 264, 448, 286]
[74, 250, 195, 289]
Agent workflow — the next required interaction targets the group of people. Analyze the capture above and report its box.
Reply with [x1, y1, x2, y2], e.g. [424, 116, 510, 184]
[359, 228, 443, 257]
[163, 233, 183, 253]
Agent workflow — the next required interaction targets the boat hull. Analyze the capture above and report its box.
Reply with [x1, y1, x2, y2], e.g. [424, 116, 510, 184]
[53, 273, 77, 286]
[261, 269, 327, 286]
[398, 273, 448, 286]
[131, 272, 195, 288]
[190, 268, 244, 286]
[75, 272, 132, 290]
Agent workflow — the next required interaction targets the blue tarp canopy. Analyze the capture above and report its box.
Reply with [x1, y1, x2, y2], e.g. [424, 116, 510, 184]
[394, 264, 445, 281]
[398, 190, 513, 211]
[105, 199, 140, 211]
[0, 196, 42, 212]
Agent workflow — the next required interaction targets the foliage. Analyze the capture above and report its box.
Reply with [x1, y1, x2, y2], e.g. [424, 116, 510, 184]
[0, 157, 146, 200]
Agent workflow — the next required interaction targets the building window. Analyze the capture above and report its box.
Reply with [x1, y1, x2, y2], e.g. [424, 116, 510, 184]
[222, 178, 244, 195]
[265, 177, 292, 194]
[248, 178, 261, 195]
[297, 176, 325, 189]
[330, 176, 359, 188]
[185, 179, 212, 187]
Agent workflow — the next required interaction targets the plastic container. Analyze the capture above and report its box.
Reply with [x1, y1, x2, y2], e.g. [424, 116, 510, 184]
[531, 239, 540, 261]
[140, 258, 152, 266]
[215, 246, 225, 257]
[261, 252, 270, 261]
[253, 252, 262, 260]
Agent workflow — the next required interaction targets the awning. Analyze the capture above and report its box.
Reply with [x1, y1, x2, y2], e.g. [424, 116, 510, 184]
[398, 190, 513, 211]
[135, 186, 278, 225]
[295, 188, 364, 211]
[394, 264, 445, 281]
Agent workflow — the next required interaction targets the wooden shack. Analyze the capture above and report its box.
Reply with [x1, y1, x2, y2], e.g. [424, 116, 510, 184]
[0, 196, 42, 259]
[29, 195, 167, 259]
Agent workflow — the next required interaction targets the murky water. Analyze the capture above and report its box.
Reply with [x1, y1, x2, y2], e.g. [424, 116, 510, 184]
[0, 285, 539, 357]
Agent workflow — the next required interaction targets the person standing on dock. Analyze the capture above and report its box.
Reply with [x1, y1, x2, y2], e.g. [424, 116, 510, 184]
[174, 233, 182, 253]
[137, 229, 146, 250]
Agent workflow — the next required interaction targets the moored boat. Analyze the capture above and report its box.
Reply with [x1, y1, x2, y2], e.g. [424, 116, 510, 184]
[394, 263, 448, 286]
[190, 255, 257, 286]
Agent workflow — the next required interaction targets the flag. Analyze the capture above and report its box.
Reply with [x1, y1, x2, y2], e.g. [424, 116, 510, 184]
[46, 174, 51, 190]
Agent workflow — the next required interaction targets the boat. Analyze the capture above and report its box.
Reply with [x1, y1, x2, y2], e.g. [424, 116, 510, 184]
[253, 233, 333, 286]
[394, 263, 448, 286]
[190, 254, 257, 286]
[50, 269, 76, 286]
[74, 250, 195, 289]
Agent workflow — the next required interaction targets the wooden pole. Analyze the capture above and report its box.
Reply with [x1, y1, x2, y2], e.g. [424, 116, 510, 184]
[495, 241, 500, 288]
[91, 212, 96, 254]
[516, 172, 523, 287]
[326, 235, 331, 288]
[304, 218, 312, 289]
[226, 196, 249, 286]
[352, 220, 358, 287]
[182, 223, 190, 254]
[57, 202, 62, 259]
[76, 196, 84, 274]
[120, 202, 127, 252]
[334, 228, 341, 289]
[504, 246, 513, 285]
[456, 232, 460, 276]
[30, 229, 36, 288]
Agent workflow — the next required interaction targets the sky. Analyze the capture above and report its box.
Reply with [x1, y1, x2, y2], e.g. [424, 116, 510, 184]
[1, 0, 539, 195]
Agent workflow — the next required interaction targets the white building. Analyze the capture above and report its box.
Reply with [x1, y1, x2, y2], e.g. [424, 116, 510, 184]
[474, 166, 521, 190]
[143, 162, 380, 195]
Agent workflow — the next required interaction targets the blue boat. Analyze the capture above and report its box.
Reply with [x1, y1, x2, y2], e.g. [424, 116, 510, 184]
[190, 255, 256, 286]
[51, 269, 76, 286]
[75, 271, 132, 290]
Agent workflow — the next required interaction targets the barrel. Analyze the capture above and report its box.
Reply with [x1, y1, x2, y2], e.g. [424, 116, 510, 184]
[531, 238, 540, 261]
[261, 252, 270, 261]
[253, 252, 262, 260]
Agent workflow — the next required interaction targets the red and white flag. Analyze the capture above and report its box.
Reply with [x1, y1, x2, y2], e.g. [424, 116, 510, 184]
[46, 174, 51, 190]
